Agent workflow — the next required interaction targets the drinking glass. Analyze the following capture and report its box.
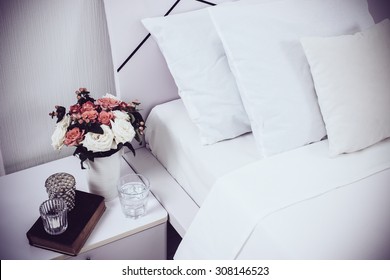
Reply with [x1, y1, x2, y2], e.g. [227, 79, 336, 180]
[117, 174, 150, 219]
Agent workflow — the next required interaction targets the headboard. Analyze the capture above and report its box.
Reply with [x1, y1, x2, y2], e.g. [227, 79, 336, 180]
[104, 0, 389, 120]
[103, 0, 233, 119]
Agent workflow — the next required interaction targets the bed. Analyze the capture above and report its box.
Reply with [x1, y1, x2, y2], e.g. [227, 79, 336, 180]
[144, 99, 390, 260]
[144, 98, 259, 207]
[104, 0, 390, 259]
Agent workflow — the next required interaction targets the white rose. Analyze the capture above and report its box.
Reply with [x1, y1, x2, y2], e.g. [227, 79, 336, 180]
[102, 93, 120, 100]
[51, 115, 70, 150]
[111, 118, 135, 144]
[113, 110, 130, 121]
[82, 124, 116, 152]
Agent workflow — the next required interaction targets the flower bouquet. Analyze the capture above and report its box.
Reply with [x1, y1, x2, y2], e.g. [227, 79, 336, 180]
[49, 88, 145, 169]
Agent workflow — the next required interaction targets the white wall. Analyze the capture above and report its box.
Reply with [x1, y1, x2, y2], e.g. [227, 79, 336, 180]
[0, 0, 116, 174]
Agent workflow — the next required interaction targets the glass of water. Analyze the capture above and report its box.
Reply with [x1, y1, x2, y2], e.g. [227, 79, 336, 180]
[117, 174, 150, 219]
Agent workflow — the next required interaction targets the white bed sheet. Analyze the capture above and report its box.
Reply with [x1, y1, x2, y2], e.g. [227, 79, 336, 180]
[175, 137, 390, 259]
[145, 99, 260, 206]
[238, 169, 390, 259]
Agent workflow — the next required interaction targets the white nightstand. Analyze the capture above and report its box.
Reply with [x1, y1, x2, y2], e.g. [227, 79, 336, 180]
[0, 153, 167, 260]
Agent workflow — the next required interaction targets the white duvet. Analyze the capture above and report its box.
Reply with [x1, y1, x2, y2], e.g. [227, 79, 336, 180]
[174, 138, 390, 259]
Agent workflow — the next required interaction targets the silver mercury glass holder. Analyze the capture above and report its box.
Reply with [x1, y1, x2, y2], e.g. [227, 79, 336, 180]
[45, 172, 76, 211]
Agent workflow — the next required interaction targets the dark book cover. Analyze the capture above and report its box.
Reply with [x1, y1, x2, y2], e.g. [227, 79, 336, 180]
[26, 190, 106, 256]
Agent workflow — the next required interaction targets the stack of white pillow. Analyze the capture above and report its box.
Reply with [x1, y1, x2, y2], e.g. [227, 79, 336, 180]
[142, 0, 390, 157]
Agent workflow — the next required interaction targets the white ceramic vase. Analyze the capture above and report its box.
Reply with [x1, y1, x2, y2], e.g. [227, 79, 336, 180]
[86, 150, 122, 201]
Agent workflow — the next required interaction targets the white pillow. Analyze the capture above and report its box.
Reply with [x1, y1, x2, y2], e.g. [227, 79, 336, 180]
[301, 19, 390, 156]
[209, 0, 374, 157]
[142, 8, 251, 145]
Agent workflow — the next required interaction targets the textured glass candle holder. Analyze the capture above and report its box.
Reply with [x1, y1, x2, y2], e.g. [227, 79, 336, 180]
[39, 198, 68, 235]
[45, 172, 76, 211]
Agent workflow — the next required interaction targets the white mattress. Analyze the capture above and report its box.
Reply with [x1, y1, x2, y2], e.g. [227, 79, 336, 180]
[145, 99, 260, 206]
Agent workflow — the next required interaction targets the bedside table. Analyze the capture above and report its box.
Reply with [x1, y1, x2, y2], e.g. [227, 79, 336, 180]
[0, 154, 167, 260]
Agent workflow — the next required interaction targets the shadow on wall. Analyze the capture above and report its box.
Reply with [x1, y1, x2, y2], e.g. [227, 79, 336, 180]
[0, 148, 5, 176]
[368, 0, 390, 22]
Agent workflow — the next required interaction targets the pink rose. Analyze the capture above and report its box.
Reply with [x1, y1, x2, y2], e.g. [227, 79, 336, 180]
[69, 104, 81, 114]
[96, 96, 120, 110]
[70, 112, 82, 122]
[64, 127, 84, 146]
[81, 109, 98, 123]
[119, 102, 128, 109]
[81, 101, 95, 113]
[98, 110, 114, 125]
[76, 87, 87, 93]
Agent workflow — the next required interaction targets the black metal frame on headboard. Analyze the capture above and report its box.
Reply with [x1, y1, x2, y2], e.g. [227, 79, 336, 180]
[116, 0, 217, 72]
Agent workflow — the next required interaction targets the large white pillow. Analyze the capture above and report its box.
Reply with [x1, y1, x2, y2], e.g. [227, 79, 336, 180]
[301, 19, 390, 156]
[142, 8, 251, 145]
[209, 0, 374, 157]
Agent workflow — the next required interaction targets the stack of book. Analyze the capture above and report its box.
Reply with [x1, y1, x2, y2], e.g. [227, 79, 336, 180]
[26, 190, 106, 256]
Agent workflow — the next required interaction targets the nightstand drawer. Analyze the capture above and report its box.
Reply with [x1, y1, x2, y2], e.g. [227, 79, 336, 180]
[69, 223, 167, 260]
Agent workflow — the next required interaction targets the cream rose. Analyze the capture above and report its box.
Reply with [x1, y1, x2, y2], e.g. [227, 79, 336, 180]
[82, 124, 116, 152]
[51, 115, 70, 150]
[113, 110, 130, 121]
[102, 93, 120, 100]
[111, 118, 135, 144]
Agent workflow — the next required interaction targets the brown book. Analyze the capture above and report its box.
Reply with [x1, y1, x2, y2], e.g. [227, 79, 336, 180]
[26, 190, 106, 256]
